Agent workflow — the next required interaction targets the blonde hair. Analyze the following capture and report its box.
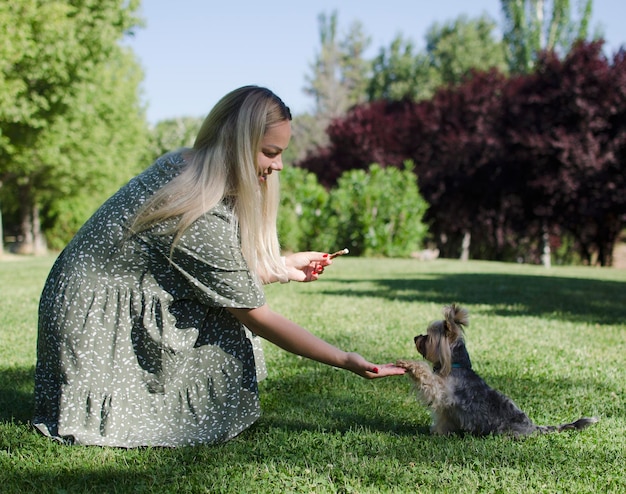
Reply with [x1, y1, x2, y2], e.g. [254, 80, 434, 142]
[129, 85, 292, 283]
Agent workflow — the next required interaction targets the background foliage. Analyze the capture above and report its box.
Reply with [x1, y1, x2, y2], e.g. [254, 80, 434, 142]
[319, 162, 428, 257]
[1, 0, 622, 267]
[277, 165, 329, 253]
[278, 163, 430, 257]
[0, 0, 147, 252]
[299, 41, 626, 265]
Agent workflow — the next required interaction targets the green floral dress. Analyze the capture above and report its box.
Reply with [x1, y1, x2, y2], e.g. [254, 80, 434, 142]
[33, 151, 267, 447]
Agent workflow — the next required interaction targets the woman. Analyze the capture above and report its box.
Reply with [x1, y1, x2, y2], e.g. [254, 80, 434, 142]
[33, 85, 404, 447]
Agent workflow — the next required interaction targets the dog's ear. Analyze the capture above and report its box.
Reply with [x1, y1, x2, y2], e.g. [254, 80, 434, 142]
[442, 320, 454, 337]
[443, 304, 468, 340]
[445, 304, 469, 328]
[452, 304, 469, 328]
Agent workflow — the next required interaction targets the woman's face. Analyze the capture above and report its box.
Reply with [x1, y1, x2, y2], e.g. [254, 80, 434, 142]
[257, 120, 291, 184]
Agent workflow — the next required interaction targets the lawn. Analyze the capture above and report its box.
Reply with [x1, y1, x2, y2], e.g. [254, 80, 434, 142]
[1, 255, 624, 493]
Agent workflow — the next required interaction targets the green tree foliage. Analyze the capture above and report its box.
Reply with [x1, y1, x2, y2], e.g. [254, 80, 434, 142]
[425, 15, 508, 84]
[299, 12, 506, 164]
[322, 163, 429, 257]
[42, 49, 149, 249]
[278, 166, 329, 253]
[297, 11, 371, 159]
[148, 117, 202, 162]
[368, 35, 436, 101]
[0, 0, 146, 252]
[501, 0, 593, 73]
[304, 11, 371, 119]
[367, 15, 506, 102]
[277, 163, 429, 257]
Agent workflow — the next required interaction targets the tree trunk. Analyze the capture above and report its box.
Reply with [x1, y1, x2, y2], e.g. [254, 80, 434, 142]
[579, 241, 593, 266]
[597, 238, 614, 267]
[16, 193, 34, 255]
[0, 180, 3, 256]
[32, 202, 47, 255]
[0, 204, 4, 257]
[596, 216, 621, 267]
[460, 231, 471, 261]
[541, 228, 551, 268]
[14, 184, 47, 255]
[0, 179, 4, 256]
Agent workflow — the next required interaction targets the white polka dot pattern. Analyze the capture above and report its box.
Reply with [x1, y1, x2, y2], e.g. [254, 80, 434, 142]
[33, 152, 267, 447]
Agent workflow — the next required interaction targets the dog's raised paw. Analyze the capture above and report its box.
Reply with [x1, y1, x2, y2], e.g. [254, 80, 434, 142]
[395, 360, 414, 369]
[395, 360, 428, 372]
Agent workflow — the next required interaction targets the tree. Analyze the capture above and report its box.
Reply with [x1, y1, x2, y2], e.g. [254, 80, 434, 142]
[414, 70, 519, 261]
[501, 0, 593, 73]
[298, 11, 371, 156]
[148, 117, 202, 162]
[322, 162, 429, 257]
[0, 0, 145, 253]
[503, 41, 626, 265]
[368, 35, 437, 102]
[367, 15, 506, 103]
[304, 11, 371, 118]
[41, 48, 150, 249]
[425, 15, 508, 84]
[297, 98, 421, 187]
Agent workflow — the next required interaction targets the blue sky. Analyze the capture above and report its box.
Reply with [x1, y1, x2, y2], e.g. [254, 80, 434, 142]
[125, 1, 625, 124]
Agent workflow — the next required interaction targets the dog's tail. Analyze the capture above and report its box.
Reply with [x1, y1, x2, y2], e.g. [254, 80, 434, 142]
[556, 416, 599, 432]
[537, 416, 599, 433]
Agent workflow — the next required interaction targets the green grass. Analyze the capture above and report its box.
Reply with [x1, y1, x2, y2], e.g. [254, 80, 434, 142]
[1, 255, 625, 493]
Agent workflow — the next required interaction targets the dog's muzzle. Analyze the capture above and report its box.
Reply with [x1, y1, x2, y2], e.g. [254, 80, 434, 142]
[414, 335, 427, 357]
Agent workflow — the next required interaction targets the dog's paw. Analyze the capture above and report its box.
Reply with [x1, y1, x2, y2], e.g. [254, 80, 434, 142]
[396, 360, 428, 372]
[395, 359, 417, 369]
[396, 360, 433, 378]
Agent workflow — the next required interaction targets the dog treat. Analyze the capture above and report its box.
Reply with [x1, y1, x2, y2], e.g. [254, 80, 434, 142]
[329, 248, 349, 259]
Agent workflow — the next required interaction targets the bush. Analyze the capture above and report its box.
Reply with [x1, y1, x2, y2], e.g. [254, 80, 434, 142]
[278, 166, 330, 253]
[322, 161, 429, 257]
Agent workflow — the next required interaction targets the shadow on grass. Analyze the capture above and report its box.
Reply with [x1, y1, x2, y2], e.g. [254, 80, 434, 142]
[0, 366, 34, 425]
[256, 367, 608, 438]
[1, 368, 616, 493]
[2, 365, 603, 438]
[0, 437, 620, 494]
[323, 273, 626, 325]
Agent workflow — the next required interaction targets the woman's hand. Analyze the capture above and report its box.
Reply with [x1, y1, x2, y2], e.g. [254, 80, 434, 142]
[343, 352, 407, 379]
[284, 251, 332, 282]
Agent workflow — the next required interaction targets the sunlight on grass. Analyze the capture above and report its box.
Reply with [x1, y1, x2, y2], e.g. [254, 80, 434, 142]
[1, 255, 624, 493]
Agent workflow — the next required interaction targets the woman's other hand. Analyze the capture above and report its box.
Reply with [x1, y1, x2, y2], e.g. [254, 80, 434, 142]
[284, 251, 332, 282]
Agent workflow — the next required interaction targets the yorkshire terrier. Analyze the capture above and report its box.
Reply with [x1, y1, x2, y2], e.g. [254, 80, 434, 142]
[396, 304, 598, 436]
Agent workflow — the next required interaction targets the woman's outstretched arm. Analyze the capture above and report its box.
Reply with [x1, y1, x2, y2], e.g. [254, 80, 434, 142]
[228, 305, 405, 379]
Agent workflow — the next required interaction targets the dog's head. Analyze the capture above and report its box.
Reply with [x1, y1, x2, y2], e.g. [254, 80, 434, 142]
[414, 304, 469, 376]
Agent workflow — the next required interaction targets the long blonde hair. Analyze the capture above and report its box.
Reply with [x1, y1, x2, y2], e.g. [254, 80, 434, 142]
[129, 85, 292, 283]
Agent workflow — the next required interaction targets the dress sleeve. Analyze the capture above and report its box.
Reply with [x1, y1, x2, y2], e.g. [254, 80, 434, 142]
[141, 204, 266, 309]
